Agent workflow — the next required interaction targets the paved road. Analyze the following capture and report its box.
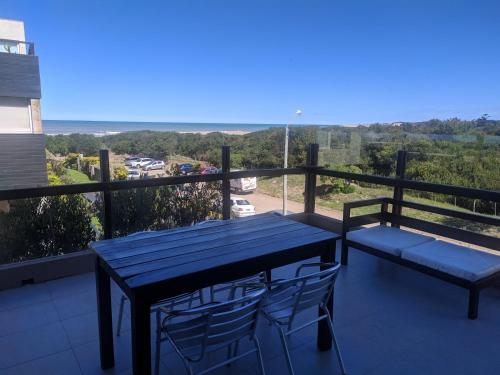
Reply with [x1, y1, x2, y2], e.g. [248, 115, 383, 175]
[237, 191, 343, 220]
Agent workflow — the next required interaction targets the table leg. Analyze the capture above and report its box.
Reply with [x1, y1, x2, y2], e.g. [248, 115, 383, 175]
[317, 240, 336, 351]
[131, 295, 152, 375]
[265, 269, 272, 286]
[95, 258, 115, 369]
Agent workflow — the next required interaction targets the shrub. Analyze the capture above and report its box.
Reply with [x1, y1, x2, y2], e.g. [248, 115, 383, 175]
[0, 195, 95, 263]
[319, 165, 362, 194]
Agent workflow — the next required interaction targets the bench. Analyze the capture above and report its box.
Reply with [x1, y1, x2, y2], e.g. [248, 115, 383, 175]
[341, 197, 500, 319]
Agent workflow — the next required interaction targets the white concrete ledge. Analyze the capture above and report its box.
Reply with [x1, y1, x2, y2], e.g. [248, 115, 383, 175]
[0, 250, 95, 290]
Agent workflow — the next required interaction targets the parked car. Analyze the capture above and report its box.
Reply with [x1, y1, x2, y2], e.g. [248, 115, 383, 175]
[126, 169, 141, 180]
[125, 158, 146, 168]
[129, 158, 154, 167]
[124, 157, 141, 166]
[201, 166, 219, 175]
[142, 160, 165, 171]
[230, 175, 257, 193]
[138, 158, 154, 167]
[230, 196, 256, 218]
[179, 163, 193, 175]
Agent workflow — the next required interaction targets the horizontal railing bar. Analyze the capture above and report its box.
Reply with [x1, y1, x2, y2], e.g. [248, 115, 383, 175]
[397, 215, 500, 250]
[0, 182, 106, 200]
[0, 38, 34, 45]
[316, 169, 500, 202]
[0, 166, 497, 203]
[229, 168, 303, 178]
[105, 173, 222, 191]
[344, 197, 388, 209]
[385, 198, 500, 227]
[0, 168, 301, 200]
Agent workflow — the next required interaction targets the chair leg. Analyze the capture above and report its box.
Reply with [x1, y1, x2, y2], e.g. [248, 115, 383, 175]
[116, 295, 126, 336]
[468, 287, 480, 320]
[154, 311, 162, 375]
[233, 339, 240, 357]
[341, 241, 349, 266]
[254, 336, 266, 375]
[325, 315, 347, 375]
[278, 327, 295, 375]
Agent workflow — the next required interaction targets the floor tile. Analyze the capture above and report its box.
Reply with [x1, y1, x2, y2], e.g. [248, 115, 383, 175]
[0, 349, 81, 375]
[0, 322, 71, 369]
[0, 300, 59, 337]
[0, 283, 51, 312]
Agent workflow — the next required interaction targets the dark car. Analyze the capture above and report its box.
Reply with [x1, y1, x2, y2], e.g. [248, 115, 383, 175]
[179, 163, 193, 174]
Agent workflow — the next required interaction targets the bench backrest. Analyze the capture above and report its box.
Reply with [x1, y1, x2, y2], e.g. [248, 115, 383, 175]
[343, 197, 500, 251]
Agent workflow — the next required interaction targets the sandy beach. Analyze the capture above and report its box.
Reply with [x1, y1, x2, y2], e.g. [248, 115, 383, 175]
[178, 130, 250, 135]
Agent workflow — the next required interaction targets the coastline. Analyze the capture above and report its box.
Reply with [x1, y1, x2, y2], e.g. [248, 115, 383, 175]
[178, 130, 250, 135]
[43, 120, 285, 136]
[46, 129, 252, 136]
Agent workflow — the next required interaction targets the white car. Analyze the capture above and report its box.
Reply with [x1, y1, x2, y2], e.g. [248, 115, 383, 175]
[230, 197, 256, 218]
[138, 158, 154, 167]
[126, 169, 141, 180]
[142, 160, 165, 171]
[124, 157, 141, 166]
[129, 158, 153, 167]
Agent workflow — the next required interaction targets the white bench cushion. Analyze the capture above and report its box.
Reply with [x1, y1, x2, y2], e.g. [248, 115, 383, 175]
[402, 240, 500, 282]
[346, 225, 435, 256]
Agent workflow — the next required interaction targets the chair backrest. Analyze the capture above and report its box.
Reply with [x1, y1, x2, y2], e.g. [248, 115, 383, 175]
[265, 264, 340, 323]
[164, 288, 266, 362]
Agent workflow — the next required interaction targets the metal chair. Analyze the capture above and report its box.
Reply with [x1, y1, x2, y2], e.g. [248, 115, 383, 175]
[116, 290, 204, 336]
[209, 271, 267, 302]
[260, 262, 346, 375]
[113, 230, 206, 336]
[155, 288, 267, 375]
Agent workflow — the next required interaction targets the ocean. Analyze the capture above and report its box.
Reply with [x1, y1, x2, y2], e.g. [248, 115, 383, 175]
[43, 120, 290, 136]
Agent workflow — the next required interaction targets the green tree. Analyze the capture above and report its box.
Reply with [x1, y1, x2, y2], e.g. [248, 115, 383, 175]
[319, 165, 362, 194]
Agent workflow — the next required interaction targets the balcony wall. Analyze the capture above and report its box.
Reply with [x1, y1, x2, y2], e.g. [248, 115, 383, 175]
[0, 52, 41, 99]
[0, 134, 47, 190]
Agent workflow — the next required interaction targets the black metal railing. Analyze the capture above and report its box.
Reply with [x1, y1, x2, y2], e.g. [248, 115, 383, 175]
[0, 144, 498, 242]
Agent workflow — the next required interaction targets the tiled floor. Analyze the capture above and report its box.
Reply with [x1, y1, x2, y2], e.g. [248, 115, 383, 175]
[1, 246, 500, 374]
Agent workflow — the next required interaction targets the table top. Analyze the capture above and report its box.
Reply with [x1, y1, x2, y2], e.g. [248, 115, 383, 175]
[92, 213, 340, 292]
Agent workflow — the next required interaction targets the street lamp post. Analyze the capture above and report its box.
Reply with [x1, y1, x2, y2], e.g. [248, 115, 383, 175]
[283, 110, 302, 215]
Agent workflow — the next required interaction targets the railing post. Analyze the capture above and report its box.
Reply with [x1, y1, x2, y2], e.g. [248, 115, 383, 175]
[392, 150, 407, 228]
[304, 143, 319, 214]
[221, 146, 231, 220]
[99, 149, 113, 239]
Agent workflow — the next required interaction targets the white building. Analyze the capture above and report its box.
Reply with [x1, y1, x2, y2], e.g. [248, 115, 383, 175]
[0, 19, 47, 191]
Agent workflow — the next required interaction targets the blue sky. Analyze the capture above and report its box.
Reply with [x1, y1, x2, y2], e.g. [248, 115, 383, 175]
[2, 0, 499, 124]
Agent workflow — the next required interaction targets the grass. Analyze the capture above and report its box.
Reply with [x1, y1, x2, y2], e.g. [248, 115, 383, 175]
[64, 168, 94, 184]
[257, 175, 499, 237]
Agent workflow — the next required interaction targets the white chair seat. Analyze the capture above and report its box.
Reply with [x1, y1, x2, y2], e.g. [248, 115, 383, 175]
[346, 225, 435, 256]
[402, 240, 500, 282]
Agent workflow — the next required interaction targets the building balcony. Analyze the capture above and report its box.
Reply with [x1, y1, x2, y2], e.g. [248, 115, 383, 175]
[0, 146, 498, 374]
[0, 39, 41, 99]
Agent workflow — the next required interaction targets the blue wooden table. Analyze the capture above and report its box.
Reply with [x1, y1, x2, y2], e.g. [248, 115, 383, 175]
[92, 213, 341, 374]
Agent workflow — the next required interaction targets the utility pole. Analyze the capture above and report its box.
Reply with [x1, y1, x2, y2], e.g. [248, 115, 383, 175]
[283, 109, 302, 215]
